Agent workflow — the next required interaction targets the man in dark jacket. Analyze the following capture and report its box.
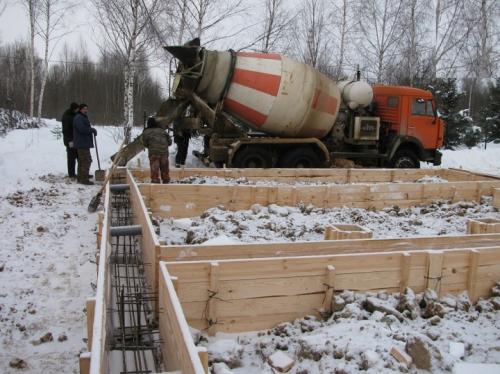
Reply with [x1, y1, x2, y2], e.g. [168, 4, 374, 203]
[142, 117, 171, 183]
[61, 102, 79, 178]
[73, 104, 97, 185]
[173, 117, 190, 167]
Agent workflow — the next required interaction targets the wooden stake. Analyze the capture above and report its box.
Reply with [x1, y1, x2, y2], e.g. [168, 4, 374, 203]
[79, 352, 91, 374]
[322, 265, 336, 313]
[85, 298, 96, 351]
[197, 347, 209, 374]
[426, 251, 444, 296]
[400, 252, 411, 292]
[208, 262, 219, 336]
[467, 249, 479, 302]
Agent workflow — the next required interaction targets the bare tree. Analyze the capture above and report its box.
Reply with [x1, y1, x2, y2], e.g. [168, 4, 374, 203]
[293, 0, 331, 71]
[395, 0, 430, 86]
[22, 0, 39, 117]
[355, 0, 404, 83]
[429, 0, 470, 79]
[460, 0, 498, 120]
[182, 0, 246, 45]
[0, 0, 8, 17]
[260, 0, 294, 53]
[329, 0, 353, 79]
[93, 0, 166, 141]
[36, 0, 72, 123]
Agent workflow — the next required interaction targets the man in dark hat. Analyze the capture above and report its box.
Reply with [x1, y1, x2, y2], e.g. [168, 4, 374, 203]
[61, 102, 79, 178]
[73, 104, 97, 185]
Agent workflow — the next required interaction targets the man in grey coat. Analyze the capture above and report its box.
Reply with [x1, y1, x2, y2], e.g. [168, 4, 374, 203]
[73, 104, 97, 185]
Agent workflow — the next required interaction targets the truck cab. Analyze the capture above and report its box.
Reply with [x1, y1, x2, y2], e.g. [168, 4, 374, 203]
[373, 86, 444, 167]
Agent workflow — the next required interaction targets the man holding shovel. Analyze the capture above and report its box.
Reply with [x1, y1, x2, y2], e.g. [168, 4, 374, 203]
[73, 104, 97, 185]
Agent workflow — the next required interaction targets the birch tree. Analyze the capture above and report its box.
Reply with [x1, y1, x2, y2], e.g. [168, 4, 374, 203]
[329, 0, 353, 79]
[395, 0, 430, 86]
[183, 0, 246, 44]
[22, 0, 39, 118]
[355, 0, 404, 83]
[429, 0, 470, 79]
[260, 0, 294, 53]
[93, 0, 166, 141]
[0, 0, 7, 17]
[36, 0, 72, 123]
[293, 0, 331, 71]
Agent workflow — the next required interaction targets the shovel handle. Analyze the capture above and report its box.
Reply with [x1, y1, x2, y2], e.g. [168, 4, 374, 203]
[93, 133, 102, 170]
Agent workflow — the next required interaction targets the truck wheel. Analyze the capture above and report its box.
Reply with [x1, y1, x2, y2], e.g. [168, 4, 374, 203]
[279, 147, 322, 168]
[232, 147, 273, 168]
[390, 150, 420, 168]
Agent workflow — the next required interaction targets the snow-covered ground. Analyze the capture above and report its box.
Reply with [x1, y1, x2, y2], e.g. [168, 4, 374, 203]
[0, 119, 499, 373]
[425, 143, 500, 175]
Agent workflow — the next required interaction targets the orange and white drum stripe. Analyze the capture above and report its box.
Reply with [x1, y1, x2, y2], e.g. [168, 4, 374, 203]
[224, 52, 282, 128]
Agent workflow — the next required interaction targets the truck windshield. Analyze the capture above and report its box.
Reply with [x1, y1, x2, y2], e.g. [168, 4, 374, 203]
[411, 99, 434, 116]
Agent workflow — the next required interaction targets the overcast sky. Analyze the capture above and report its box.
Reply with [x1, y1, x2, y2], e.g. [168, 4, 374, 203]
[0, 0, 269, 94]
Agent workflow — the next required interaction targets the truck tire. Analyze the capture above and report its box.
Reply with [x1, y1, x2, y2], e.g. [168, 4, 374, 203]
[279, 147, 322, 168]
[232, 147, 273, 168]
[390, 150, 420, 169]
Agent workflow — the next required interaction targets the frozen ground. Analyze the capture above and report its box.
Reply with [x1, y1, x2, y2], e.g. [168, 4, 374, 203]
[159, 199, 500, 245]
[202, 287, 500, 374]
[0, 120, 141, 373]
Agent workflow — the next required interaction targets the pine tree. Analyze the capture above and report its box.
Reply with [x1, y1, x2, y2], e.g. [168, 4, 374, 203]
[478, 78, 500, 147]
[430, 78, 477, 149]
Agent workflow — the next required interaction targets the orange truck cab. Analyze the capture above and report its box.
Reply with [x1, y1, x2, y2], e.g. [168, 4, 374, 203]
[373, 85, 444, 167]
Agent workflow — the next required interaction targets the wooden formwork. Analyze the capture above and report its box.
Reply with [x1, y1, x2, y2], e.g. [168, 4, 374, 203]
[161, 245, 500, 334]
[83, 180, 112, 374]
[139, 180, 500, 219]
[87, 168, 500, 373]
[467, 218, 500, 234]
[131, 167, 499, 184]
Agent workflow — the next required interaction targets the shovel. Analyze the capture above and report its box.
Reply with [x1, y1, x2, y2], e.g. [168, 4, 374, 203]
[93, 133, 105, 182]
[88, 131, 129, 213]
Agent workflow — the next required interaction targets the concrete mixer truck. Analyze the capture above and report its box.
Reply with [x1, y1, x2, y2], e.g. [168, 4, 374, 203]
[118, 38, 444, 168]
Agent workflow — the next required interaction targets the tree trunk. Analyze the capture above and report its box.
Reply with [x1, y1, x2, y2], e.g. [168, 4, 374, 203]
[37, 0, 50, 123]
[28, 0, 36, 118]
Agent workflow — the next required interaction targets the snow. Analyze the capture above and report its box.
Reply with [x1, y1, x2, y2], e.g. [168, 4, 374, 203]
[425, 143, 500, 176]
[0, 120, 130, 374]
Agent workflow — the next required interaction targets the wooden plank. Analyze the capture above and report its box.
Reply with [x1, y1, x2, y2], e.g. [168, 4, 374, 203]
[159, 234, 500, 264]
[426, 251, 444, 295]
[158, 262, 206, 374]
[86, 298, 96, 351]
[208, 262, 219, 336]
[89, 182, 111, 374]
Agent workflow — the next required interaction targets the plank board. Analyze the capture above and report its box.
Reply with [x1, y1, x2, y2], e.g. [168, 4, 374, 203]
[158, 263, 206, 374]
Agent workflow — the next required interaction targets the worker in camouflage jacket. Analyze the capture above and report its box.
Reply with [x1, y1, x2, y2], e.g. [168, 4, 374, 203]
[142, 117, 171, 183]
[73, 104, 97, 185]
[61, 102, 79, 178]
